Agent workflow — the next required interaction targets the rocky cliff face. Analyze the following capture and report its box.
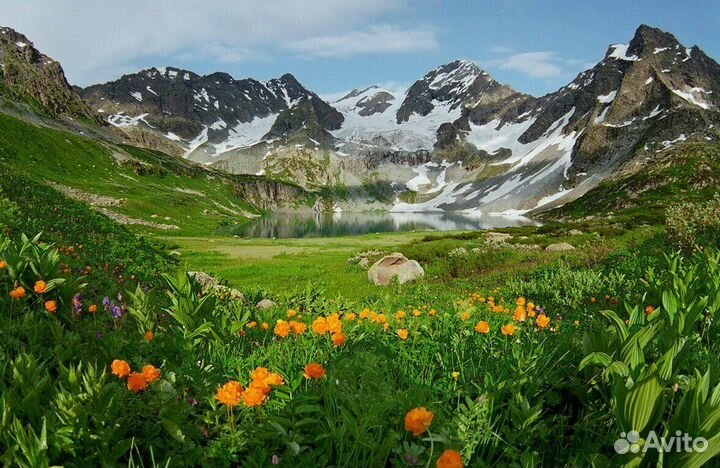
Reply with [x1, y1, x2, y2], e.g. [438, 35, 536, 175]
[0, 27, 101, 123]
[233, 177, 307, 210]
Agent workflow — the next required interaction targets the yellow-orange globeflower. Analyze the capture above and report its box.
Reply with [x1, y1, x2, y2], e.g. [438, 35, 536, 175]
[474, 321, 490, 334]
[405, 407, 433, 436]
[513, 306, 527, 322]
[216, 381, 243, 407]
[111, 359, 131, 378]
[501, 324, 516, 336]
[436, 449, 464, 468]
[9, 286, 26, 300]
[142, 365, 161, 383]
[144, 330, 155, 341]
[290, 320, 307, 335]
[535, 314, 550, 329]
[331, 331, 347, 347]
[312, 317, 328, 335]
[303, 363, 326, 380]
[44, 300, 58, 314]
[344, 312, 356, 321]
[34, 280, 47, 294]
[127, 372, 148, 392]
[274, 319, 291, 338]
[397, 329, 409, 340]
[241, 387, 266, 407]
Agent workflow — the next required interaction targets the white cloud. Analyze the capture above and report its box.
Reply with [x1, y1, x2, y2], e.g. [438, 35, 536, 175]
[0, 0, 426, 85]
[493, 51, 568, 78]
[287, 25, 437, 58]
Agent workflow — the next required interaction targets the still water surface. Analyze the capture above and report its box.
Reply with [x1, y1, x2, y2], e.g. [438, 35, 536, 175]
[228, 211, 538, 238]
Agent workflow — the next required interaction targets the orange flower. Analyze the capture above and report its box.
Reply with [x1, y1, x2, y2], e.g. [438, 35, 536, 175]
[265, 372, 284, 387]
[412, 309, 422, 317]
[287, 309, 298, 318]
[404, 407, 433, 436]
[261, 322, 269, 330]
[44, 300, 58, 314]
[326, 314, 343, 334]
[246, 321, 258, 329]
[513, 306, 527, 322]
[397, 329, 409, 340]
[144, 330, 155, 341]
[303, 363, 326, 380]
[312, 317, 328, 335]
[332, 331, 347, 347]
[460, 311, 470, 321]
[249, 379, 271, 395]
[127, 372, 148, 392]
[501, 324, 516, 336]
[216, 381, 243, 407]
[535, 314, 550, 329]
[88, 304, 97, 313]
[290, 320, 307, 335]
[429, 309, 437, 316]
[0, 260, 6, 269]
[395, 310, 406, 320]
[645, 305, 655, 315]
[274, 319, 291, 338]
[241, 387, 266, 407]
[436, 449, 464, 468]
[34, 280, 48, 294]
[474, 321, 490, 334]
[142, 365, 161, 383]
[111, 359, 131, 378]
[516, 297, 526, 307]
[9, 286, 26, 300]
[344, 312, 356, 321]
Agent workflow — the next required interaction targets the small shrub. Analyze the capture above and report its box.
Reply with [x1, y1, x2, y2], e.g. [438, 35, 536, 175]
[666, 194, 720, 251]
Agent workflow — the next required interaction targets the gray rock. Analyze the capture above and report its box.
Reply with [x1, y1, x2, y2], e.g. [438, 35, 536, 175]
[568, 229, 583, 236]
[189, 271, 218, 291]
[368, 253, 424, 286]
[545, 242, 576, 252]
[256, 299, 276, 309]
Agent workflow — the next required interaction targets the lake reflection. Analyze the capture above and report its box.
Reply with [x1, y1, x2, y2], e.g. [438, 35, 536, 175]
[228, 211, 538, 238]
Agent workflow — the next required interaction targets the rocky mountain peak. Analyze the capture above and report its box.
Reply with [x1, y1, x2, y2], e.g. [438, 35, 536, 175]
[0, 26, 101, 123]
[396, 60, 517, 124]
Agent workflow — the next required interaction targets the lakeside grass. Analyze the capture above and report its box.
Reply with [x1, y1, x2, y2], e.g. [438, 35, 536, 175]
[160, 221, 660, 302]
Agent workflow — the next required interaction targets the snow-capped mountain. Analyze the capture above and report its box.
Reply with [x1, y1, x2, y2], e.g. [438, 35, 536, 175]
[74, 24, 720, 214]
[416, 24, 720, 215]
[80, 69, 336, 158]
[330, 60, 521, 152]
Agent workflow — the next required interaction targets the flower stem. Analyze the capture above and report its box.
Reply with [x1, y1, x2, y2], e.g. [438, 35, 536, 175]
[425, 428, 435, 468]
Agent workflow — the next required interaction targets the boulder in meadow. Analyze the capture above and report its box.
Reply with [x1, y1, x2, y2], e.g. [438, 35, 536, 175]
[368, 253, 424, 286]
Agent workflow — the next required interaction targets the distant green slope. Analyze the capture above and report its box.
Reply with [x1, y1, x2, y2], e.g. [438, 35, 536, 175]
[0, 112, 267, 236]
[545, 142, 720, 224]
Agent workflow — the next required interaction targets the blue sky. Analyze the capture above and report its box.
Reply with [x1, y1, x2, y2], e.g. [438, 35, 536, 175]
[2, 0, 719, 96]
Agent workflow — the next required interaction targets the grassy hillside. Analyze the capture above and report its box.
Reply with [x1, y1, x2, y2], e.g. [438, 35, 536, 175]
[546, 142, 720, 223]
[0, 112, 265, 236]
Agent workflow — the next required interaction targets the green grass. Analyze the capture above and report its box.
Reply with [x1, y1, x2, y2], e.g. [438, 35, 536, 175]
[0, 113, 262, 236]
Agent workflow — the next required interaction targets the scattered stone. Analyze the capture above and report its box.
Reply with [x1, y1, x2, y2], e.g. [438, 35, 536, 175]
[189, 271, 216, 291]
[545, 242, 576, 252]
[568, 229, 583, 236]
[256, 299, 276, 309]
[368, 253, 424, 286]
[485, 232, 512, 244]
[190, 271, 244, 301]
